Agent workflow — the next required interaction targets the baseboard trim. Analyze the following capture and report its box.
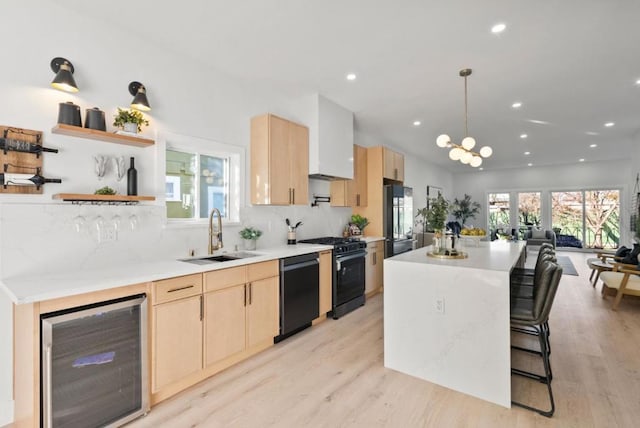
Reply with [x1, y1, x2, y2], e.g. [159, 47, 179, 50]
[0, 399, 14, 427]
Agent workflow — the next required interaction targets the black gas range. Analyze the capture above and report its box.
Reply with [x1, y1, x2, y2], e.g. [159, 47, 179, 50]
[298, 237, 367, 319]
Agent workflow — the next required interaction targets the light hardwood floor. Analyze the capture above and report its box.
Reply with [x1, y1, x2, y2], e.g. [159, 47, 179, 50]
[128, 250, 640, 428]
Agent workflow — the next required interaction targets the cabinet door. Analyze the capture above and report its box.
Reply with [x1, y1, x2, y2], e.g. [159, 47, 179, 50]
[354, 144, 368, 206]
[319, 250, 333, 314]
[153, 296, 203, 392]
[246, 276, 279, 348]
[330, 180, 350, 207]
[382, 148, 395, 180]
[374, 241, 385, 290]
[393, 151, 404, 182]
[204, 285, 246, 367]
[365, 244, 376, 294]
[268, 115, 292, 205]
[289, 122, 309, 205]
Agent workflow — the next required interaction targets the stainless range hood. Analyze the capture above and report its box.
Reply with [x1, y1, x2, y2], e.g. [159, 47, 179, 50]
[308, 94, 354, 180]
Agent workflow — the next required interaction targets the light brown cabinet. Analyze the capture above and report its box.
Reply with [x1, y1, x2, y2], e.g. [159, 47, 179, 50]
[330, 144, 368, 207]
[319, 250, 333, 315]
[152, 261, 278, 403]
[365, 240, 384, 295]
[250, 113, 309, 205]
[203, 261, 279, 367]
[151, 274, 203, 393]
[383, 147, 404, 182]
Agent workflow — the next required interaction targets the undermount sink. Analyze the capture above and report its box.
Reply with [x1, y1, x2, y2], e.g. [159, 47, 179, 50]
[179, 252, 259, 265]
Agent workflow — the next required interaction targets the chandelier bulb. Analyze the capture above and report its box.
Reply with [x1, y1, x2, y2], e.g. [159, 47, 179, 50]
[479, 146, 493, 158]
[461, 136, 476, 150]
[470, 156, 482, 167]
[436, 134, 451, 148]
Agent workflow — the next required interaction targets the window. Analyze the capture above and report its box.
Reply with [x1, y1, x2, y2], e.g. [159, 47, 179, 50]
[488, 193, 510, 233]
[551, 189, 620, 249]
[164, 133, 243, 223]
[518, 192, 541, 238]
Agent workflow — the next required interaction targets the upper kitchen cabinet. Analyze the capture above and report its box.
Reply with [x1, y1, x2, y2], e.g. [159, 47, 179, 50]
[308, 94, 354, 180]
[382, 147, 404, 182]
[250, 114, 309, 205]
[330, 144, 368, 207]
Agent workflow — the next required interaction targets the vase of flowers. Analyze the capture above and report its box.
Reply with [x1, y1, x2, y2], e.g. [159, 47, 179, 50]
[239, 226, 262, 250]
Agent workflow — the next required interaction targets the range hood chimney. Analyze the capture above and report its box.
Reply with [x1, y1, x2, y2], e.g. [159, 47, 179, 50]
[308, 94, 354, 180]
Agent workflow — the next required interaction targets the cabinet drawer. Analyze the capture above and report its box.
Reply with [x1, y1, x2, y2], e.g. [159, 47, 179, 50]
[204, 266, 246, 293]
[153, 274, 203, 305]
[247, 260, 279, 282]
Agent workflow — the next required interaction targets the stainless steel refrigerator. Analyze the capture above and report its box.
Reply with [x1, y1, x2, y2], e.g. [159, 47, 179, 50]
[383, 185, 414, 257]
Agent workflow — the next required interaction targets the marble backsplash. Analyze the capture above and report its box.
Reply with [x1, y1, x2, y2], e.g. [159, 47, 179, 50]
[0, 200, 351, 279]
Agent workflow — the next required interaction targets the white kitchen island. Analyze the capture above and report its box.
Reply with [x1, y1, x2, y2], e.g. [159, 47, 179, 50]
[383, 240, 526, 408]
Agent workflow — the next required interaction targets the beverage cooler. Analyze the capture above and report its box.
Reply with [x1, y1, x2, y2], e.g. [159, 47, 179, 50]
[383, 185, 414, 257]
[41, 294, 148, 428]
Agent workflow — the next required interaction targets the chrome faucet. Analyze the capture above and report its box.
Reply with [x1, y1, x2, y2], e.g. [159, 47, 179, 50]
[208, 208, 223, 254]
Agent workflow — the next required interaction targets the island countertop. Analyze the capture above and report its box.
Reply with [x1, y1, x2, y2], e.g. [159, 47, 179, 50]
[383, 240, 527, 408]
[388, 240, 526, 271]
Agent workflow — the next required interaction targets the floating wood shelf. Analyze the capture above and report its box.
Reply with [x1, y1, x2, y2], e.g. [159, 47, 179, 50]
[53, 193, 156, 205]
[51, 124, 154, 148]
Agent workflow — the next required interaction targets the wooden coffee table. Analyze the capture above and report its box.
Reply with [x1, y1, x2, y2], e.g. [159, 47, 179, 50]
[589, 260, 614, 287]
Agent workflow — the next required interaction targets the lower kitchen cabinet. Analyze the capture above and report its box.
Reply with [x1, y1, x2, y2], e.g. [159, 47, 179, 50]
[246, 276, 279, 348]
[319, 250, 333, 315]
[204, 285, 246, 367]
[365, 240, 384, 295]
[153, 295, 203, 391]
[204, 275, 278, 367]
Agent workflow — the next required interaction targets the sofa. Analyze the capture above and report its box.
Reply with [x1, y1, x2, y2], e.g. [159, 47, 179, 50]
[524, 229, 556, 248]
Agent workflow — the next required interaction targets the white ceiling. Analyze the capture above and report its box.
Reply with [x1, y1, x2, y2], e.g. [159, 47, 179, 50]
[58, 0, 640, 172]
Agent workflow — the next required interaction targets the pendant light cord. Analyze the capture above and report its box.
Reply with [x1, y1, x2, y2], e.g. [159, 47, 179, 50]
[464, 75, 469, 138]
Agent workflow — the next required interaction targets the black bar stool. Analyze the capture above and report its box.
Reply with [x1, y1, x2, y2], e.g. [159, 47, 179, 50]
[510, 260, 563, 417]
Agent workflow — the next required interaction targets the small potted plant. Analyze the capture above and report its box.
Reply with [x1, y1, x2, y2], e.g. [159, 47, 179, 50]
[239, 226, 262, 250]
[113, 108, 149, 134]
[349, 214, 369, 235]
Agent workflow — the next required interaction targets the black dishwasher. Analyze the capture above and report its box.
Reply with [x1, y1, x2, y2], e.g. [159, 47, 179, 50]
[275, 252, 319, 342]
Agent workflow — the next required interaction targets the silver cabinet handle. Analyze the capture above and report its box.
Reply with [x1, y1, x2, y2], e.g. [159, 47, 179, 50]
[43, 345, 52, 428]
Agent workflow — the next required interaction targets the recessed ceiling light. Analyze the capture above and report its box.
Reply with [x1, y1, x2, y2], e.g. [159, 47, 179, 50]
[491, 23, 506, 34]
[524, 151, 530, 155]
[512, 102, 522, 109]
[604, 122, 615, 127]
[585, 131, 599, 136]
[528, 119, 550, 125]
[527, 163, 533, 167]
[479, 167, 484, 171]
[413, 120, 421, 126]
[636, 79, 640, 85]
[579, 158, 585, 162]
[589, 143, 598, 148]
[346, 73, 357, 81]
[520, 134, 528, 139]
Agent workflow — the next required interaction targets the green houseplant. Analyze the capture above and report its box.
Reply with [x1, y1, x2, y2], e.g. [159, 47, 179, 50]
[350, 214, 369, 234]
[239, 226, 262, 250]
[426, 192, 450, 235]
[113, 108, 149, 133]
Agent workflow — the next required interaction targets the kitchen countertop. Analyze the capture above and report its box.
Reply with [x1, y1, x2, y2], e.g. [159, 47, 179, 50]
[0, 244, 332, 305]
[360, 236, 385, 243]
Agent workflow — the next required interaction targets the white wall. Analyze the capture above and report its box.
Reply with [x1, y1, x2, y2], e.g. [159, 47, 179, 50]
[452, 159, 633, 243]
[0, 3, 349, 424]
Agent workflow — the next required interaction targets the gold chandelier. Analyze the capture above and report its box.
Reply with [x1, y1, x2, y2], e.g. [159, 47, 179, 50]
[436, 68, 492, 168]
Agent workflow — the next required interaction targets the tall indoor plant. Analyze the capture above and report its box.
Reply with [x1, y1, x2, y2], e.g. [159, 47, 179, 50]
[426, 192, 449, 252]
[450, 194, 480, 226]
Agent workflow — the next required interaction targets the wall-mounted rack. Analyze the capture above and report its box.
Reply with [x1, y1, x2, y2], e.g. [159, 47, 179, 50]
[52, 193, 155, 205]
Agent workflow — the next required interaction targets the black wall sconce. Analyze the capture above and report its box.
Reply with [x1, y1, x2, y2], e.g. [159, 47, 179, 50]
[50, 57, 79, 93]
[129, 81, 151, 111]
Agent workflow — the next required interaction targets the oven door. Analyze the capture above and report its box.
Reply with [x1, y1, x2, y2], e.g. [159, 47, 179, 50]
[335, 251, 366, 307]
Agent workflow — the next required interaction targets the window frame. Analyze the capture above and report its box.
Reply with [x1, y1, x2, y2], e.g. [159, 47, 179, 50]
[161, 132, 244, 227]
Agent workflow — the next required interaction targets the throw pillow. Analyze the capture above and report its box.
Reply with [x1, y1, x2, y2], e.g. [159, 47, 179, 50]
[614, 246, 630, 258]
[531, 229, 546, 239]
[622, 243, 640, 265]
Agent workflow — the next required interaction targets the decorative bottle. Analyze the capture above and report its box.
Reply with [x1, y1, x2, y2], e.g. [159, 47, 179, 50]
[127, 157, 137, 196]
